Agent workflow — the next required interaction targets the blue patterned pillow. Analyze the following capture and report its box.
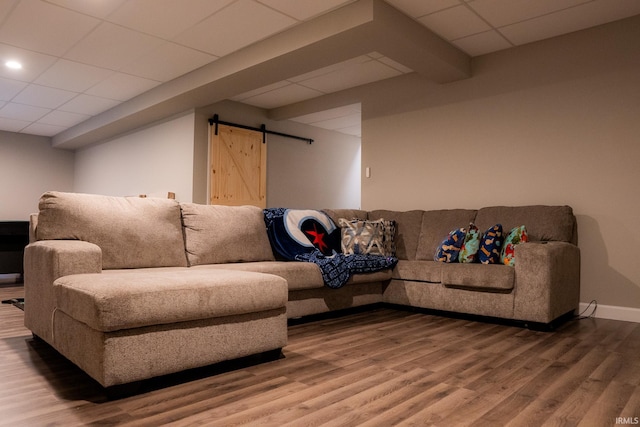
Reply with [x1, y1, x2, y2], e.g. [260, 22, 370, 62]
[459, 223, 480, 263]
[434, 227, 466, 263]
[478, 224, 503, 264]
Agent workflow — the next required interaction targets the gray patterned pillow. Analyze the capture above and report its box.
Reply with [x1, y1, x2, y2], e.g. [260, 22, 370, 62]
[338, 218, 396, 257]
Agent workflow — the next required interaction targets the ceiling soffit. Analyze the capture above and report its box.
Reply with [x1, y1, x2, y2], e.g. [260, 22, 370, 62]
[52, 0, 470, 149]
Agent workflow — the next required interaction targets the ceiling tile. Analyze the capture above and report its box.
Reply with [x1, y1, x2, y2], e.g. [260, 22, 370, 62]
[0, 77, 27, 101]
[0, 43, 58, 82]
[0, 102, 50, 121]
[241, 83, 323, 109]
[64, 22, 165, 70]
[300, 60, 402, 93]
[377, 56, 413, 73]
[291, 104, 361, 124]
[468, 0, 591, 27]
[34, 59, 114, 92]
[37, 109, 90, 127]
[289, 55, 371, 83]
[499, 0, 640, 46]
[0, 116, 30, 132]
[120, 42, 216, 82]
[231, 80, 291, 102]
[0, 1, 18, 22]
[0, 0, 99, 56]
[85, 73, 161, 101]
[107, 0, 234, 39]
[58, 94, 121, 115]
[12, 84, 76, 109]
[385, 0, 461, 18]
[21, 122, 67, 137]
[418, 5, 491, 40]
[175, 0, 297, 56]
[255, 0, 354, 20]
[309, 113, 361, 130]
[45, 0, 127, 19]
[334, 124, 361, 137]
[453, 29, 512, 56]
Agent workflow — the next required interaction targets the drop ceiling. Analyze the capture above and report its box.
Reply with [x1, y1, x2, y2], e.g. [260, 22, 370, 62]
[1, 0, 638, 144]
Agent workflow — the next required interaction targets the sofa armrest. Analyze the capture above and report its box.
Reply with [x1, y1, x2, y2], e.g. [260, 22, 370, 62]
[513, 242, 580, 324]
[24, 240, 102, 343]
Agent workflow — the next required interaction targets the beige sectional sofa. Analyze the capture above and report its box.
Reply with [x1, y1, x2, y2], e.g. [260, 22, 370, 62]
[24, 191, 579, 388]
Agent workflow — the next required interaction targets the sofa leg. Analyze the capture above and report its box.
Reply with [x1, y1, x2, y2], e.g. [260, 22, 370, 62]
[524, 310, 577, 332]
[262, 348, 285, 362]
[105, 382, 143, 400]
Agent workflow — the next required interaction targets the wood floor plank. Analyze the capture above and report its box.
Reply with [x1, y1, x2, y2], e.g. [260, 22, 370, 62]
[394, 386, 477, 426]
[356, 382, 457, 427]
[504, 346, 612, 426]
[1, 284, 639, 426]
[619, 386, 640, 420]
[577, 380, 637, 427]
[546, 377, 611, 426]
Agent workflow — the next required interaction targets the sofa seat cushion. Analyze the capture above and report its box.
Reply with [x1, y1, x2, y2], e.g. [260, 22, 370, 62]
[346, 269, 392, 285]
[53, 268, 288, 332]
[193, 262, 324, 291]
[441, 264, 514, 293]
[193, 262, 392, 291]
[392, 260, 443, 283]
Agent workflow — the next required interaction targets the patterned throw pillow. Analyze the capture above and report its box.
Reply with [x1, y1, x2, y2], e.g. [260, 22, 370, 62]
[478, 224, 503, 264]
[459, 223, 481, 263]
[338, 218, 396, 257]
[501, 225, 528, 267]
[434, 227, 467, 263]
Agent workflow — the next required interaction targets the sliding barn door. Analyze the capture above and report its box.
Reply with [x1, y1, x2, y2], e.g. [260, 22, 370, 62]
[210, 124, 267, 207]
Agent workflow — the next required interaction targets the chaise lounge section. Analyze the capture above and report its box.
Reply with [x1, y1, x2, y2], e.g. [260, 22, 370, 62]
[24, 191, 580, 387]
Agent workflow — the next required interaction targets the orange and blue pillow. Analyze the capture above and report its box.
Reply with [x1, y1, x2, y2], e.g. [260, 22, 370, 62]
[434, 227, 466, 263]
[501, 225, 528, 266]
[478, 224, 503, 264]
[459, 223, 481, 263]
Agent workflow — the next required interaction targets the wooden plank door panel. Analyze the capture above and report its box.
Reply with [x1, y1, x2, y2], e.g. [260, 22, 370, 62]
[210, 125, 266, 207]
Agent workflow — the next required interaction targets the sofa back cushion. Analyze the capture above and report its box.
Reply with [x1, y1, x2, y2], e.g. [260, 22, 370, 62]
[36, 191, 187, 269]
[181, 203, 275, 266]
[474, 205, 576, 244]
[415, 209, 478, 260]
[368, 209, 424, 260]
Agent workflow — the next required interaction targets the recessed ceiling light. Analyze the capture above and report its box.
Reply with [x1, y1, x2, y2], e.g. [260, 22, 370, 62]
[5, 60, 22, 70]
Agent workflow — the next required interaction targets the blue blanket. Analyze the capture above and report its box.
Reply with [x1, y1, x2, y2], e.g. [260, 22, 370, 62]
[264, 208, 398, 289]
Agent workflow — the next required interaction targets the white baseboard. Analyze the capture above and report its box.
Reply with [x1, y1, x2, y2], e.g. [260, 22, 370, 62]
[579, 302, 640, 323]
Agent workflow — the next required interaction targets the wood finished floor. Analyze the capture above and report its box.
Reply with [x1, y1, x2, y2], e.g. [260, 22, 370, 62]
[1, 284, 639, 427]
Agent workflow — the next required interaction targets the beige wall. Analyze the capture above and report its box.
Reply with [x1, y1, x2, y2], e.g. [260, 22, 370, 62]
[74, 112, 196, 200]
[0, 131, 74, 220]
[361, 17, 640, 309]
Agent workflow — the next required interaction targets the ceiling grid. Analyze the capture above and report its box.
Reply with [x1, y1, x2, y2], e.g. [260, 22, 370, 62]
[0, 0, 638, 142]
